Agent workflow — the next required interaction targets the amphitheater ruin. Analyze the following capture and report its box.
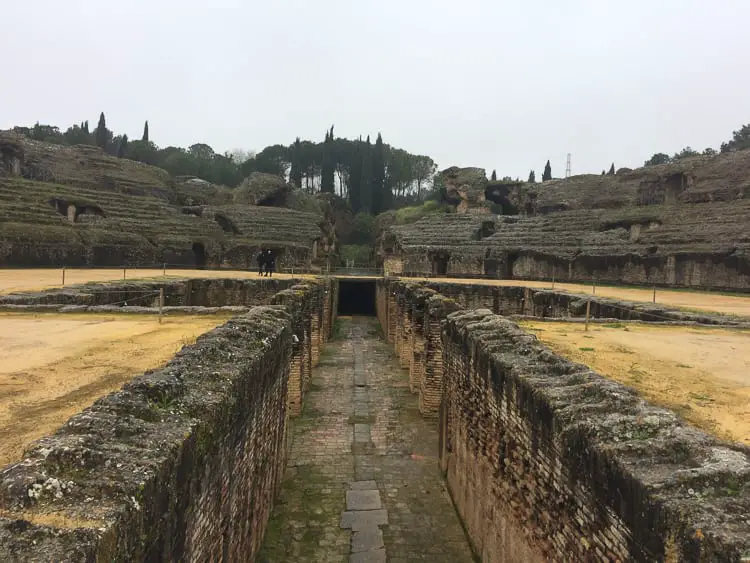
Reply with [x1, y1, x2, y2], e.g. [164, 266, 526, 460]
[0, 131, 749, 562]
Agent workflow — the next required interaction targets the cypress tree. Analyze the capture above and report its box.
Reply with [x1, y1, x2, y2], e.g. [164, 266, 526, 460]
[321, 126, 335, 193]
[371, 133, 386, 213]
[95, 112, 108, 149]
[117, 134, 128, 158]
[527, 170, 535, 183]
[542, 160, 552, 181]
[289, 137, 303, 188]
[349, 138, 362, 212]
[601, 170, 606, 175]
[608, 162, 615, 175]
[142, 121, 149, 142]
[360, 135, 373, 213]
[83, 120, 89, 135]
[490, 169, 497, 181]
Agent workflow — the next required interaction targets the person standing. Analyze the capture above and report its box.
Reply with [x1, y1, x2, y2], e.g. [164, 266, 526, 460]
[257, 249, 266, 276]
[266, 250, 275, 277]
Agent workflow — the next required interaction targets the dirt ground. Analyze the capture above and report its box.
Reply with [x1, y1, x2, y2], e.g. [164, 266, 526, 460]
[2, 269, 749, 316]
[0, 268, 318, 295]
[414, 277, 750, 317]
[0, 312, 228, 467]
[521, 320, 750, 445]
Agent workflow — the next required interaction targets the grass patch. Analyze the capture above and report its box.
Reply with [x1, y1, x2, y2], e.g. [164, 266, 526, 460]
[603, 322, 626, 329]
[677, 363, 693, 369]
[579, 347, 595, 352]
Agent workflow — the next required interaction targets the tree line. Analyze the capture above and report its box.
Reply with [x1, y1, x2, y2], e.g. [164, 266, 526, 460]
[644, 122, 750, 166]
[12, 115, 437, 214]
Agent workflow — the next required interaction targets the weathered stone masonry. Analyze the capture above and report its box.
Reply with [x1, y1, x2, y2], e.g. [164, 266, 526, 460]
[377, 278, 750, 562]
[0, 278, 336, 562]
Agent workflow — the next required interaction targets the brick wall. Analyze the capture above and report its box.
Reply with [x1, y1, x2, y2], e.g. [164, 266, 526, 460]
[376, 278, 750, 562]
[0, 279, 336, 561]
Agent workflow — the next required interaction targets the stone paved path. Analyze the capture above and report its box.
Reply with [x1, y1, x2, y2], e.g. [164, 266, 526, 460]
[259, 317, 474, 562]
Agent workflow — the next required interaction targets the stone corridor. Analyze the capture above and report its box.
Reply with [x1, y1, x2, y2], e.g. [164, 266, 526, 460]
[258, 317, 474, 562]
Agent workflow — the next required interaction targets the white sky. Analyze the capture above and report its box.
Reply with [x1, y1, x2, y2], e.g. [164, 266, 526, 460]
[2, 0, 749, 178]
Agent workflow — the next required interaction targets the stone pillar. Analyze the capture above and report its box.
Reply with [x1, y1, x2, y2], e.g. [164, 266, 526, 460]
[387, 291, 398, 343]
[399, 300, 412, 369]
[311, 288, 321, 366]
[320, 283, 331, 344]
[409, 302, 425, 394]
[419, 311, 444, 417]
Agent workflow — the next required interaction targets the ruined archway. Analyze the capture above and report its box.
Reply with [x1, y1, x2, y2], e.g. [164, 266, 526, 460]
[49, 198, 105, 224]
[432, 252, 450, 276]
[192, 242, 207, 268]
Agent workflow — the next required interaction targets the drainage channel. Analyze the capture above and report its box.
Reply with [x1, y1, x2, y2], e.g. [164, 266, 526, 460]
[339, 324, 388, 562]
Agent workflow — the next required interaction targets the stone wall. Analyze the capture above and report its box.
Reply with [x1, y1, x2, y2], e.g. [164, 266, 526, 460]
[0, 279, 336, 561]
[513, 251, 750, 291]
[376, 278, 750, 562]
[0, 278, 299, 309]
[394, 248, 750, 291]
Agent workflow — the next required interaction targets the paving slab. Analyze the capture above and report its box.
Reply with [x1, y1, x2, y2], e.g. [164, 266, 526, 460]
[351, 528, 385, 553]
[340, 509, 389, 530]
[346, 489, 382, 511]
[349, 548, 386, 563]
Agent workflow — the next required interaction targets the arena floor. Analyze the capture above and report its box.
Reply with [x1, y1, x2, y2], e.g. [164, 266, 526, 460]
[521, 320, 750, 445]
[0, 312, 228, 467]
[2, 269, 750, 317]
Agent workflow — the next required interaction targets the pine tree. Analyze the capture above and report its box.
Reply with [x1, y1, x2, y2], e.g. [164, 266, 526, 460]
[602, 170, 606, 175]
[349, 138, 362, 212]
[490, 170, 497, 181]
[142, 121, 149, 142]
[527, 170, 535, 183]
[371, 133, 386, 213]
[95, 112, 108, 149]
[360, 136, 373, 213]
[117, 134, 128, 158]
[289, 137, 303, 188]
[542, 160, 552, 181]
[321, 126, 335, 193]
[608, 163, 615, 175]
[83, 121, 89, 135]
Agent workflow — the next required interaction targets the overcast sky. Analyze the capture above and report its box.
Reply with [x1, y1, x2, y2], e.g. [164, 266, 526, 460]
[2, 0, 749, 178]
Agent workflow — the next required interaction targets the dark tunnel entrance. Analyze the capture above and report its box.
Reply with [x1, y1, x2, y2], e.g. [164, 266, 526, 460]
[338, 280, 376, 316]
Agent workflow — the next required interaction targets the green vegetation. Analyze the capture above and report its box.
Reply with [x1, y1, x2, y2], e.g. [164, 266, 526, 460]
[394, 200, 452, 224]
[340, 244, 371, 265]
[579, 347, 595, 352]
[11, 119, 437, 216]
[644, 122, 750, 166]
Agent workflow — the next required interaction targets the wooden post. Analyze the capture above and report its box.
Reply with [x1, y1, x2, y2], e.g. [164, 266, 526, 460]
[592, 279, 596, 295]
[123, 267, 126, 280]
[653, 285, 656, 303]
[62, 267, 66, 286]
[163, 263, 166, 277]
[551, 275, 555, 290]
[159, 288, 164, 324]
[585, 300, 591, 332]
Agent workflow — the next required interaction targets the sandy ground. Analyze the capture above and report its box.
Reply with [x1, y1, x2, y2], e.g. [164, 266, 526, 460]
[417, 277, 750, 317]
[2, 269, 749, 316]
[0, 312, 228, 467]
[0, 268, 319, 295]
[521, 320, 750, 444]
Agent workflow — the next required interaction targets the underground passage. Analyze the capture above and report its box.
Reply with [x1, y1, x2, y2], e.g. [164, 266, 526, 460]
[337, 279, 376, 315]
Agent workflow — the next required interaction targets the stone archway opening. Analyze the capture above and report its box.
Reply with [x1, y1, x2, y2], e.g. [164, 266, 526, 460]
[192, 242, 207, 268]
